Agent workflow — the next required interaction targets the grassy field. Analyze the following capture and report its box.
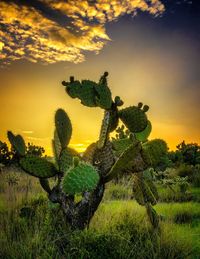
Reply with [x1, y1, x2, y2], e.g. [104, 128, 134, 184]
[0, 170, 200, 258]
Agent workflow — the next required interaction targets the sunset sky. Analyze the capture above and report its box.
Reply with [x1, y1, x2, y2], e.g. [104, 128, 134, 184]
[0, 0, 199, 155]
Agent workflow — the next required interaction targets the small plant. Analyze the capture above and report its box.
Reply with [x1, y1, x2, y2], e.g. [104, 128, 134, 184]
[4, 72, 168, 231]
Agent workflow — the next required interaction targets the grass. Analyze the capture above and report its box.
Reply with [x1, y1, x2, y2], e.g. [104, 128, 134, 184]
[0, 171, 200, 258]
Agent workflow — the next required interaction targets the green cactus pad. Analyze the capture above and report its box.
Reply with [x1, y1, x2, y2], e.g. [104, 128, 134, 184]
[79, 80, 98, 107]
[59, 147, 79, 174]
[132, 175, 145, 205]
[65, 80, 82, 99]
[82, 143, 97, 164]
[140, 180, 157, 205]
[142, 139, 168, 167]
[132, 173, 158, 206]
[7, 131, 26, 156]
[93, 141, 115, 176]
[104, 143, 140, 182]
[135, 120, 152, 142]
[62, 162, 100, 195]
[112, 138, 133, 157]
[146, 203, 159, 229]
[65, 79, 98, 107]
[95, 84, 112, 110]
[19, 155, 57, 178]
[145, 180, 159, 202]
[118, 106, 148, 133]
[52, 130, 62, 164]
[55, 109, 72, 148]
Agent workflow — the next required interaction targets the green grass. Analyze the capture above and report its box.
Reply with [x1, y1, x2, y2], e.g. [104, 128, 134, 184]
[1, 199, 199, 258]
[0, 171, 200, 258]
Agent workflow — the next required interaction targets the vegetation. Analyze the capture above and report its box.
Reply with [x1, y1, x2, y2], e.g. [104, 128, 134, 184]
[0, 72, 199, 258]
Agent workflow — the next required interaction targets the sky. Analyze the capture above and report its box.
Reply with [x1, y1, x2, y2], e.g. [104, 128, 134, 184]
[0, 0, 199, 155]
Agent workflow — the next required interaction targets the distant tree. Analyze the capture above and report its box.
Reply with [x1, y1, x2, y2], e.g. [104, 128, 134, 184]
[0, 140, 45, 166]
[27, 143, 45, 157]
[171, 141, 200, 166]
[0, 141, 12, 165]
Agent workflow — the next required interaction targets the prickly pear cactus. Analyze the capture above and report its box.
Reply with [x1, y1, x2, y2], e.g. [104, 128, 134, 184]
[142, 139, 168, 168]
[62, 158, 100, 195]
[7, 131, 26, 156]
[59, 147, 79, 174]
[105, 141, 141, 182]
[5, 72, 164, 232]
[118, 103, 149, 133]
[135, 120, 152, 142]
[20, 155, 57, 178]
[93, 141, 115, 176]
[95, 72, 112, 109]
[55, 109, 72, 148]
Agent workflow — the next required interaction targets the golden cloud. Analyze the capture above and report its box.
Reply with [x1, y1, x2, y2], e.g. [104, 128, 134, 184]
[0, 0, 164, 65]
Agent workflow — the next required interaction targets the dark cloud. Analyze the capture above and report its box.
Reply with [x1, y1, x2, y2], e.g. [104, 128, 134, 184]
[0, 0, 164, 66]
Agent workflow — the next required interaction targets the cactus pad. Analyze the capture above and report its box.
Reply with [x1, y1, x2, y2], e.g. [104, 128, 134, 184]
[79, 80, 98, 107]
[93, 141, 115, 176]
[7, 131, 26, 156]
[64, 80, 82, 99]
[59, 147, 79, 174]
[118, 106, 148, 133]
[95, 84, 112, 110]
[112, 138, 133, 157]
[146, 203, 159, 228]
[55, 109, 72, 148]
[19, 155, 57, 178]
[142, 139, 168, 167]
[62, 162, 100, 195]
[132, 173, 158, 206]
[135, 120, 152, 142]
[62, 73, 113, 110]
[104, 143, 140, 182]
[82, 142, 97, 164]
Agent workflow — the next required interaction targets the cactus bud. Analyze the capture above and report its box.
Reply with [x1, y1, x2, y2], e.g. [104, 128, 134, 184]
[138, 102, 143, 108]
[143, 105, 149, 112]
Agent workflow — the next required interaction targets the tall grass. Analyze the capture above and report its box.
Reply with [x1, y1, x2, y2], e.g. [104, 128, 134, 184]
[0, 171, 199, 258]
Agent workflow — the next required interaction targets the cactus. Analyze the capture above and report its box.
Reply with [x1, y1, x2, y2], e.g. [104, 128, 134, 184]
[135, 120, 152, 142]
[118, 105, 148, 133]
[59, 147, 79, 173]
[62, 72, 113, 110]
[52, 130, 62, 165]
[5, 72, 163, 231]
[19, 155, 57, 178]
[95, 72, 112, 109]
[93, 141, 115, 177]
[7, 131, 26, 156]
[55, 109, 72, 149]
[82, 142, 97, 164]
[62, 159, 99, 195]
[104, 141, 141, 182]
[142, 139, 168, 168]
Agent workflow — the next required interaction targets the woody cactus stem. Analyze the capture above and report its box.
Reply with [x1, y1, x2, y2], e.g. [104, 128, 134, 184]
[97, 110, 111, 149]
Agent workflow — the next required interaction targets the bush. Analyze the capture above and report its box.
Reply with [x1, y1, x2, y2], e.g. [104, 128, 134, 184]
[173, 211, 193, 224]
[103, 183, 132, 200]
[177, 164, 200, 187]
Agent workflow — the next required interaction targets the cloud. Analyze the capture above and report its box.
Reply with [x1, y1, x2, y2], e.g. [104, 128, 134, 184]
[0, 0, 164, 66]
